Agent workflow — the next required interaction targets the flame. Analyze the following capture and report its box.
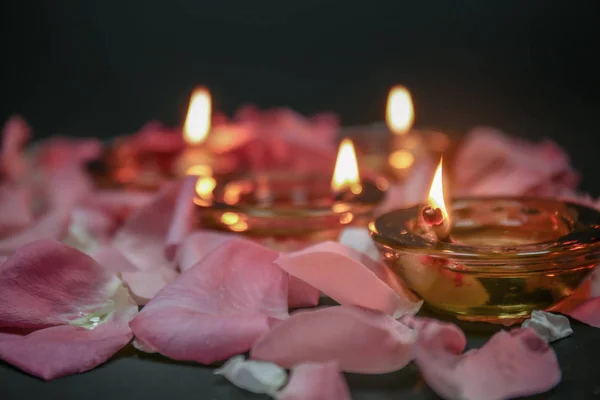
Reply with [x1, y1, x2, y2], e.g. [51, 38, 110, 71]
[427, 158, 449, 221]
[195, 175, 216, 199]
[331, 138, 361, 192]
[386, 85, 414, 135]
[183, 87, 211, 145]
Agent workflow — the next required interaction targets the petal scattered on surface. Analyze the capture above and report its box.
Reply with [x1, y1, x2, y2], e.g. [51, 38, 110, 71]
[275, 361, 351, 400]
[176, 230, 238, 272]
[414, 322, 561, 400]
[0, 184, 33, 237]
[214, 355, 287, 396]
[0, 240, 138, 380]
[165, 175, 198, 260]
[130, 240, 288, 364]
[45, 165, 94, 211]
[287, 275, 320, 309]
[0, 209, 70, 256]
[112, 182, 180, 272]
[1, 116, 31, 183]
[522, 310, 573, 342]
[251, 305, 416, 373]
[275, 241, 421, 316]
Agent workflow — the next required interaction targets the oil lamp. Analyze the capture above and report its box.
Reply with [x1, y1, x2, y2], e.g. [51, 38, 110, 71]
[342, 85, 450, 182]
[171, 87, 238, 177]
[370, 158, 600, 323]
[195, 138, 387, 251]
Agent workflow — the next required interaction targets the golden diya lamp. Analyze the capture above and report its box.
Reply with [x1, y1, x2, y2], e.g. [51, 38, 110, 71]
[370, 158, 600, 323]
[195, 138, 388, 251]
[342, 85, 451, 182]
[89, 87, 242, 190]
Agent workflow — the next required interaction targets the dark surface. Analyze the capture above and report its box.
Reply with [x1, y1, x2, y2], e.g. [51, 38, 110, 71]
[2, 1, 600, 399]
[1, 317, 600, 399]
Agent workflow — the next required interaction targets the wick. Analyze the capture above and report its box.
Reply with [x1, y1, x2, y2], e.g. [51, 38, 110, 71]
[421, 206, 451, 242]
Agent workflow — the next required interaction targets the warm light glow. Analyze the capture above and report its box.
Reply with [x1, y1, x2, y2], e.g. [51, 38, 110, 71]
[183, 87, 211, 145]
[427, 158, 449, 221]
[195, 175, 216, 199]
[186, 164, 213, 176]
[331, 138, 361, 192]
[229, 221, 249, 232]
[386, 85, 414, 135]
[388, 149, 415, 169]
[220, 212, 240, 226]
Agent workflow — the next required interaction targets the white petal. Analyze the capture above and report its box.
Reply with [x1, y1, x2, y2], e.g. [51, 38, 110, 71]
[338, 227, 380, 261]
[522, 310, 573, 342]
[215, 356, 287, 395]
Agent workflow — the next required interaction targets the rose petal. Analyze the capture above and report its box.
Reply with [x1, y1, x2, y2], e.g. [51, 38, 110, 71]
[176, 230, 239, 272]
[522, 310, 573, 342]
[287, 275, 320, 309]
[87, 190, 154, 219]
[90, 246, 139, 274]
[121, 268, 179, 306]
[0, 209, 70, 256]
[130, 239, 288, 364]
[0, 240, 138, 380]
[275, 361, 350, 400]
[251, 305, 416, 373]
[36, 137, 103, 171]
[0, 184, 33, 237]
[45, 165, 94, 211]
[275, 241, 421, 317]
[112, 182, 180, 271]
[1, 116, 30, 183]
[565, 297, 600, 328]
[338, 227, 380, 261]
[214, 355, 287, 395]
[414, 323, 561, 400]
[165, 175, 199, 261]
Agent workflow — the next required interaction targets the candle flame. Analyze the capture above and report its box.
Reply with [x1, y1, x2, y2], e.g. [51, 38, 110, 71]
[183, 87, 211, 145]
[386, 85, 414, 135]
[195, 174, 216, 199]
[427, 158, 449, 221]
[331, 138, 361, 192]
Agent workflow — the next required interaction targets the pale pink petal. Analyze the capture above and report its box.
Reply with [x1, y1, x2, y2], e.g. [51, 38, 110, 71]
[112, 182, 180, 271]
[414, 322, 561, 400]
[165, 175, 198, 260]
[454, 127, 576, 196]
[0, 184, 33, 237]
[128, 121, 184, 153]
[1, 116, 30, 183]
[0, 209, 70, 256]
[70, 207, 116, 241]
[287, 275, 320, 308]
[275, 361, 351, 400]
[176, 230, 238, 272]
[36, 137, 103, 171]
[275, 241, 421, 317]
[45, 165, 94, 211]
[87, 190, 154, 218]
[130, 240, 288, 364]
[0, 240, 138, 380]
[251, 305, 416, 373]
[90, 246, 138, 273]
[121, 268, 179, 305]
[565, 297, 600, 328]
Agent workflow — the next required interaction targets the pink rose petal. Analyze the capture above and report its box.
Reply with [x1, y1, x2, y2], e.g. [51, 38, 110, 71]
[275, 361, 351, 400]
[90, 246, 139, 274]
[45, 165, 94, 211]
[130, 239, 288, 364]
[414, 321, 561, 400]
[454, 127, 576, 196]
[0, 184, 33, 237]
[87, 190, 154, 218]
[176, 230, 238, 272]
[112, 182, 181, 272]
[0, 209, 70, 256]
[165, 175, 198, 260]
[251, 305, 416, 373]
[0, 241, 138, 380]
[565, 297, 600, 328]
[177, 231, 320, 307]
[36, 137, 103, 171]
[1, 116, 31, 183]
[275, 241, 421, 317]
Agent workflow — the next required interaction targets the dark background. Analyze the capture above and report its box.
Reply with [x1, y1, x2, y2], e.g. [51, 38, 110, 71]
[2, 1, 599, 190]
